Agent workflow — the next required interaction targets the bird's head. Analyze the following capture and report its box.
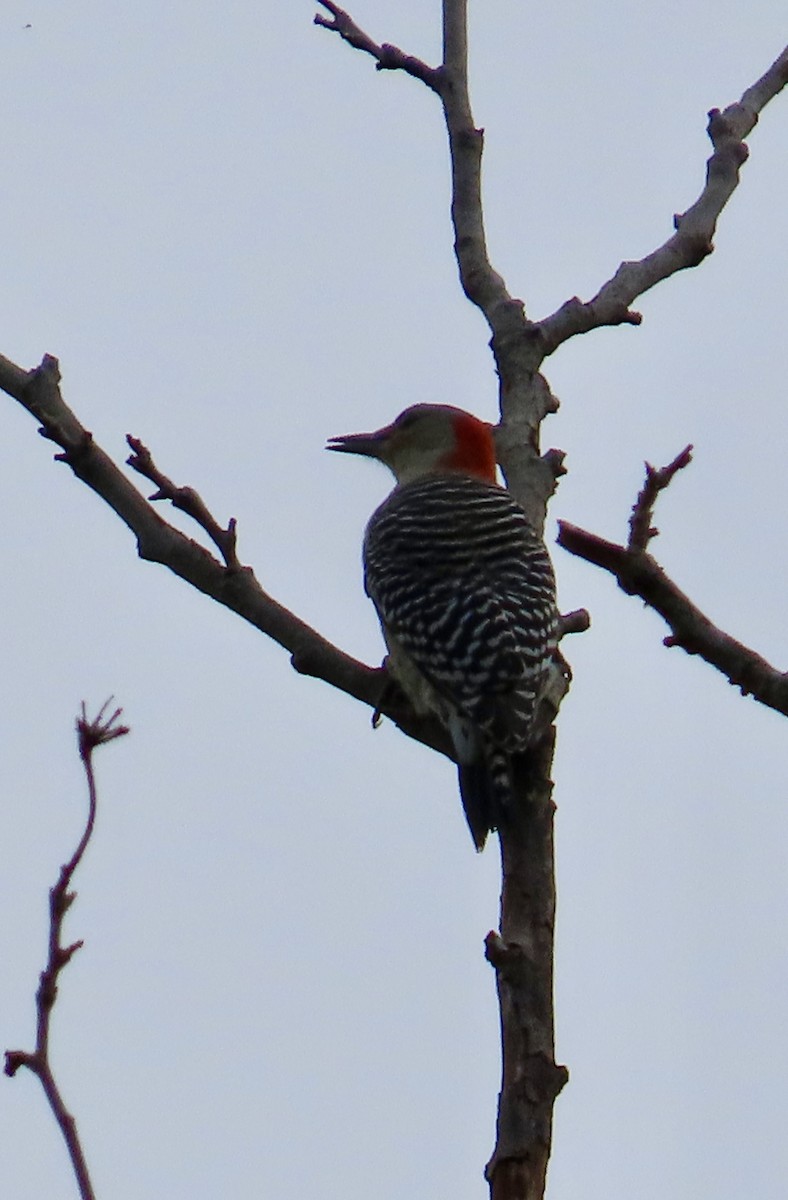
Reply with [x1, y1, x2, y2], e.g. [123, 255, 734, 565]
[327, 404, 497, 486]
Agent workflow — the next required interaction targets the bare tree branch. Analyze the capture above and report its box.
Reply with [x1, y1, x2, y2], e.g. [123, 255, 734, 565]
[0, 352, 457, 758]
[315, 1, 518, 351]
[126, 435, 241, 569]
[557, 456, 788, 717]
[314, 2, 442, 90]
[536, 45, 788, 352]
[5, 702, 130, 1200]
[628, 444, 694, 552]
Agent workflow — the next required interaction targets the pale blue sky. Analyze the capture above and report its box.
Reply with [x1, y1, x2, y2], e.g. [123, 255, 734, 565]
[2, 4, 786, 1197]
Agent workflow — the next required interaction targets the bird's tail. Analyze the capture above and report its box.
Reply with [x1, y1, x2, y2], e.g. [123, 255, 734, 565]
[457, 749, 512, 851]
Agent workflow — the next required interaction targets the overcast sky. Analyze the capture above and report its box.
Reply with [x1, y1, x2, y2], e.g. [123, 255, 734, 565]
[1, 4, 786, 1198]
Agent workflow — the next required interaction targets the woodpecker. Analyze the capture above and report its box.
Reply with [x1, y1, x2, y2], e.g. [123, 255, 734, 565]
[328, 404, 558, 850]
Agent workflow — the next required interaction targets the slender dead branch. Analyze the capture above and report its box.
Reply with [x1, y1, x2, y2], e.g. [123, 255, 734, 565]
[5, 702, 130, 1200]
[313, 1, 528, 394]
[314, 2, 442, 90]
[536, 45, 788, 352]
[126, 435, 241, 569]
[0, 352, 455, 758]
[557, 457, 788, 717]
[628, 444, 694, 552]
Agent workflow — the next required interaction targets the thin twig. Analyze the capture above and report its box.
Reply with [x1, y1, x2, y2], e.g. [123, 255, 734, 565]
[314, 2, 442, 90]
[628, 444, 693, 552]
[126, 435, 241, 569]
[5, 702, 130, 1200]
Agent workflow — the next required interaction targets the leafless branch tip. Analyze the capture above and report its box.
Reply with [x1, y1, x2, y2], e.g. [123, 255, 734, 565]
[628, 444, 693, 552]
[77, 697, 129, 758]
[314, 2, 442, 90]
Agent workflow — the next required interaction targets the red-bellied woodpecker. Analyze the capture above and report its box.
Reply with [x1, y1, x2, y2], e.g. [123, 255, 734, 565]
[328, 403, 558, 850]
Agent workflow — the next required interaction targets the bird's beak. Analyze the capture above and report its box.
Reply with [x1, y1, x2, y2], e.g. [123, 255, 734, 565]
[326, 425, 391, 459]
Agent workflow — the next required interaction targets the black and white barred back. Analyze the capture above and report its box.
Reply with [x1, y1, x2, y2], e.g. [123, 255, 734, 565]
[363, 474, 558, 847]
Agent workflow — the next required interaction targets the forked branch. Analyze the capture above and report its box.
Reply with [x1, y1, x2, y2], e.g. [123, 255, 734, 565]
[558, 454, 788, 717]
[126, 435, 241, 569]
